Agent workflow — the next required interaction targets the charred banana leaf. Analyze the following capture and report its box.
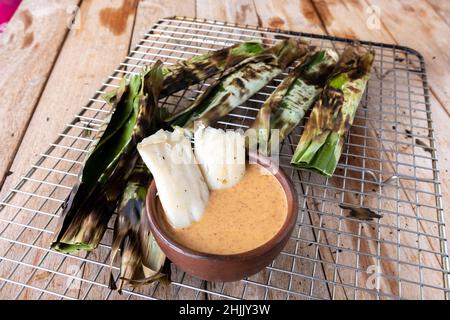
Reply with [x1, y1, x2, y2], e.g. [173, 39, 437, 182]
[165, 38, 308, 129]
[51, 63, 164, 253]
[249, 49, 339, 155]
[291, 46, 375, 176]
[157, 40, 267, 97]
[109, 159, 169, 292]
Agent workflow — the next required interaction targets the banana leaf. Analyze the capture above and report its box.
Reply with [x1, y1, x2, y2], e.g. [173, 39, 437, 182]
[157, 40, 267, 97]
[109, 159, 169, 292]
[51, 62, 164, 253]
[165, 38, 308, 130]
[291, 46, 375, 176]
[249, 49, 338, 155]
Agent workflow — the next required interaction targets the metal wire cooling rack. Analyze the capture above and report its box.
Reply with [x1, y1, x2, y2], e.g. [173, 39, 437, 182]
[0, 16, 449, 300]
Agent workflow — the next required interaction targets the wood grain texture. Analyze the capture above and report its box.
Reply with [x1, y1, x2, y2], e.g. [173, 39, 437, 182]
[0, 0, 139, 299]
[196, 0, 259, 25]
[314, 0, 450, 272]
[130, 0, 196, 49]
[361, 0, 450, 267]
[0, 0, 80, 189]
[312, 0, 389, 42]
[309, 0, 449, 299]
[252, 0, 324, 34]
[366, 0, 450, 114]
[0, 0, 448, 300]
[425, 0, 450, 25]
[1, 0, 139, 197]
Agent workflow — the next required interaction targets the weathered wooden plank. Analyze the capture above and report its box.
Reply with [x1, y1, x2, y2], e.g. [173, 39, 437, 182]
[308, 0, 449, 299]
[352, 1, 450, 243]
[311, 0, 390, 42]
[1, 0, 139, 196]
[130, 0, 196, 49]
[196, 0, 259, 25]
[366, 0, 450, 114]
[362, 0, 449, 297]
[425, 0, 450, 24]
[311, 0, 450, 234]
[0, 0, 81, 189]
[426, 89, 450, 255]
[0, 0, 140, 299]
[1, 0, 448, 300]
[252, 0, 324, 34]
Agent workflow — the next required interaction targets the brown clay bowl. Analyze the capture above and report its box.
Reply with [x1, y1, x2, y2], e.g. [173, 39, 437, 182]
[145, 152, 298, 282]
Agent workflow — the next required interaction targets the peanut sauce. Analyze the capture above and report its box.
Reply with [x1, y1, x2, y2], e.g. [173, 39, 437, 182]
[166, 164, 287, 255]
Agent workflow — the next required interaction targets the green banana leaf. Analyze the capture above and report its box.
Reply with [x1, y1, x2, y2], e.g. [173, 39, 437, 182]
[109, 159, 169, 292]
[166, 38, 308, 129]
[249, 49, 338, 155]
[154, 40, 266, 97]
[51, 62, 164, 253]
[291, 46, 375, 177]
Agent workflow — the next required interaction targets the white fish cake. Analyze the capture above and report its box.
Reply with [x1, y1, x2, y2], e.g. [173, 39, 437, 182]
[137, 128, 209, 228]
[194, 126, 246, 190]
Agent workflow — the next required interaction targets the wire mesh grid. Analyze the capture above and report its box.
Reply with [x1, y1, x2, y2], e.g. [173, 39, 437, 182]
[0, 16, 448, 300]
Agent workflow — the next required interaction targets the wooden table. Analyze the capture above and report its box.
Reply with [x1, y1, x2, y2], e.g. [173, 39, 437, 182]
[0, 0, 448, 299]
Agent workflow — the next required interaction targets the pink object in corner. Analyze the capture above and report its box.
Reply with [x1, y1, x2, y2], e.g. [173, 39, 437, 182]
[0, 0, 22, 33]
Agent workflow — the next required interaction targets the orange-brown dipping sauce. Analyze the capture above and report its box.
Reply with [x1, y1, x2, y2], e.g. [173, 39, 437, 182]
[165, 164, 288, 255]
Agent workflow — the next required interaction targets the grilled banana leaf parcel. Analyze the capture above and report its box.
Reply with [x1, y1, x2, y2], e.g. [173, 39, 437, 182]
[291, 46, 375, 177]
[51, 63, 164, 253]
[157, 40, 267, 97]
[109, 160, 169, 291]
[166, 38, 308, 129]
[248, 49, 339, 155]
